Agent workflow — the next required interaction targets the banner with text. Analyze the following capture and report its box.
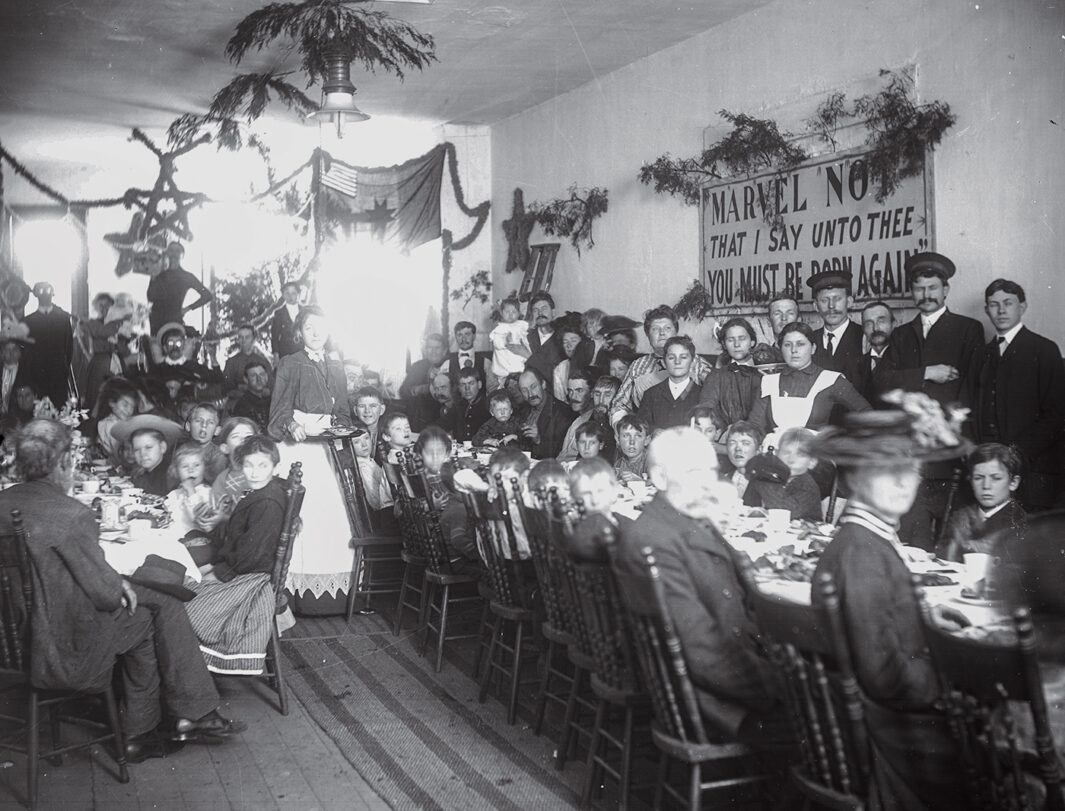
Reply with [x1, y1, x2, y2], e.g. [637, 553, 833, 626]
[699, 150, 933, 314]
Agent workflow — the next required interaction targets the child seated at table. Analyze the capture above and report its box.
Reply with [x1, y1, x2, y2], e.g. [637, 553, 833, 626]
[165, 442, 215, 543]
[472, 390, 521, 447]
[688, 404, 724, 443]
[573, 421, 611, 466]
[614, 415, 651, 483]
[380, 412, 415, 465]
[96, 379, 139, 457]
[742, 427, 822, 523]
[210, 417, 259, 519]
[939, 442, 1027, 562]
[723, 420, 763, 499]
[483, 447, 533, 560]
[185, 435, 290, 674]
[354, 420, 394, 512]
[566, 457, 632, 561]
[351, 386, 386, 450]
[129, 426, 178, 496]
[526, 459, 571, 507]
[185, 402, 227, 483]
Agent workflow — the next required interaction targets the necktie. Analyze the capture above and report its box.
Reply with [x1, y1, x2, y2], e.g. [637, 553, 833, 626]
[922, 318, 931, 338]
[825, 332, 834, 355]
[992, 336, 1005, 357]
[869, 354, 878, 372]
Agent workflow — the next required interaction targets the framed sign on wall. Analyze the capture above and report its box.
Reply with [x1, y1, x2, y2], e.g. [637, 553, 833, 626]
[699, 148, 933, 315]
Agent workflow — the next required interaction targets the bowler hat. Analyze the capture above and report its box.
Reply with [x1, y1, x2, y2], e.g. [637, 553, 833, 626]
[599, 315, 640, 336]
[812, 400, 971, 468]
[109, 414, 185, 447]
[905, 252, 955, 282]
[806, 270, 853, 294]
[127, 554, 197, 601]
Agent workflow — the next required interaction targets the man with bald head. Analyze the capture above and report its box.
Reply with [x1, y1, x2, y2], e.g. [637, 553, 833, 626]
[615, 428, 790, 750]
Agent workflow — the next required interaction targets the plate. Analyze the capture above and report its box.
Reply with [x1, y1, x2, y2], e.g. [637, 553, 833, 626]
[99, 528, 127, 542]
[952, 594, 1005, 608]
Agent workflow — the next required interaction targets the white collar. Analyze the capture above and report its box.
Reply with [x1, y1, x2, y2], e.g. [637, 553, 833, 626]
[305, 348, 326, 363]
[667, 377, 691, 398]
[825, 320, 851, 339]
[996, 322, 1024, 349]
[537, 326, 553, 339]
[981, 501, 1011, 520]
[869, 345, 888, 359]
[920, 306, 948, 329]
[285, 302, 300, 316]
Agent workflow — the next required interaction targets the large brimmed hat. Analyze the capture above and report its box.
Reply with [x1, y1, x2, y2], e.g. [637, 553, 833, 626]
[127, 554, 196, 601]
[155, 321, 188, 343]
[599, 314, 640, 336]
[812, 392, 972, 467]
[110, 414, 185, 447]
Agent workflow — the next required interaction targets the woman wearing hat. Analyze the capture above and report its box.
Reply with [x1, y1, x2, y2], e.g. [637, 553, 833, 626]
[748, 321, 870, 447]
[811, 403, 970, 810]
[268, 306, 353, 615]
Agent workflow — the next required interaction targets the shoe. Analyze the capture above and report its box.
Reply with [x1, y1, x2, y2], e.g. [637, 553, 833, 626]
[124, 731, 185, 763]
[172, 710, 247, 742]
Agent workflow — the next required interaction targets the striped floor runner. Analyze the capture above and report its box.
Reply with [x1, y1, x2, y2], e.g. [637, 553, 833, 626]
[280, 614, 584, 810]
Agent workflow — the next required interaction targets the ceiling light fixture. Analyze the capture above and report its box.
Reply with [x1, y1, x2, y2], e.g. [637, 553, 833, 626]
[307, 46, 370, 137]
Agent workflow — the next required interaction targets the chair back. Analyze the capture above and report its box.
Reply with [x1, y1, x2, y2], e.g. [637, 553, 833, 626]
[0, 510, 32, 674]
[521, 489, 571, 638]
[744, 565, 870, 803]
[271, 462, 306, 612]
[569, 522, 641, 696]
[607, 543, 712, 745]
[915, 581, 1065, 811]
[463, 476, 532, 610]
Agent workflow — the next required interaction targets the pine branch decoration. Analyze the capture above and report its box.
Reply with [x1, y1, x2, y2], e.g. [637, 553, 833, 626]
[528, 185, 609, 256]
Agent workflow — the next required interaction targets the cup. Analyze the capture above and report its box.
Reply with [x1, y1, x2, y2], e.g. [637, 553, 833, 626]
[81, 479, 100, 495]
[126, 519, 154, 542]
[963, 552, 992, 585]
[767, 508, 791, 532]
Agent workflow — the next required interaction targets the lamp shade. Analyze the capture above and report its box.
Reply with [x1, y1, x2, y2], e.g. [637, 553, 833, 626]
[306, 46, 370, 137]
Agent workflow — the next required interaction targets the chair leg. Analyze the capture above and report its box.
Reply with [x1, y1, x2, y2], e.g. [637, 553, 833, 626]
[688, 762, 701, 811]
[478, 615, 500, 703]
[471, 601, 491, 680]
[434, 584, 451, 673]
[392, 566, 412, 636]
[506, 619, 525, 725]
[344, 547, 365, 622]
[580, 697, 607, 808]
[619, 705, 635, 810]
[556, 665, 584, 770]
[46, 705, 62, 766]
[419, 582, 436, 655]
[268, 624, 289, 715]
[27, 691, 39, 811]
[653, 751, 669, 811]
[102, 686, 129, 784]
[532, 638, 556, 737]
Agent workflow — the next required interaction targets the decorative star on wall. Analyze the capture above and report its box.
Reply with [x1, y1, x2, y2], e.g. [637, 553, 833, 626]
[501, 188, 537, 274]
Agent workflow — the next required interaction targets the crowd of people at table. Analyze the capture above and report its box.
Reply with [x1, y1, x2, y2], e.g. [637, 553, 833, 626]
[1, 244, 1064, 804]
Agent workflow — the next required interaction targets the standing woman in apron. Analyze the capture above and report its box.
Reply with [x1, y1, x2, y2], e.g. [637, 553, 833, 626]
[748, 321, 870, 449]
[268, 306, 354, 615]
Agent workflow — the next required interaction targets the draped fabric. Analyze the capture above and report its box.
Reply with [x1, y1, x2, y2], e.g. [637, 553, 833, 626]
[317, 145, 447, 251]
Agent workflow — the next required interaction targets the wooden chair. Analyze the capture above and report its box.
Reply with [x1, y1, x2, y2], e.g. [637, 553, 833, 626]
[332, 436, 403, 620]
[571, 522, 650, 810]
[390, 454, 429, 637]
[608, 543, 769, 811]
[465, 477, 539, 725]
[263, 462, 306, 715]
[521, 490, 581, 742]
[915, 580, 1065, 811]
[0, 509, 129, 809]
[744, 566, 870, 810]
[412, 476, 481, 673]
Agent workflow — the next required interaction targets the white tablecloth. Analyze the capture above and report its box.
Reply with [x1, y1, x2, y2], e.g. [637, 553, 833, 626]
[100, 530, 202, 583]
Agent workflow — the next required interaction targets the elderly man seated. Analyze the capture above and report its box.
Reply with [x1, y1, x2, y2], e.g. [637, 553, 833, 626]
[615, 426, 792, 751]
[0, 419, 246, 763]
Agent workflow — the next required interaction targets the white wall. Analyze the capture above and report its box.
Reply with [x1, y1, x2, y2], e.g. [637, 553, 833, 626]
[490, 0, 1065, 353]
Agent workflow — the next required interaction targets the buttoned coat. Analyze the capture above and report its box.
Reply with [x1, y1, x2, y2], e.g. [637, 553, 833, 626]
[812, 319, 865, 389]
[973, 326, 1065, 476]
[270, 305, 303, 359]
[267, 350, 351, 440]
[519, 395, 577, 460]
[616, 492, 776, 736]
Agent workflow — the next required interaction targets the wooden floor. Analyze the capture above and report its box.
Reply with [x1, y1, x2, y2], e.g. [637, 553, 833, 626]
[0, 664, 391, 810]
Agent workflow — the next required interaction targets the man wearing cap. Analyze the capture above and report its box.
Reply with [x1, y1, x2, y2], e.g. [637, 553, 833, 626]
[974, 278, 1065, 510]
[20, 282, 74, 409]
[0, 419, 245, 762]
[809, 271, 864, 389]
[874, 251, 985, 548]
[146, 242, 213, 334]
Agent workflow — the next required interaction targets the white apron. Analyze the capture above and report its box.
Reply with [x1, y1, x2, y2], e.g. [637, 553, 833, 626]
[760, 369, 840, 450]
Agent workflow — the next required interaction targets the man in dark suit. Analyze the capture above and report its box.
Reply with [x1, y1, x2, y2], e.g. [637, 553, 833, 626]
[0, 419, 245, 762]
[445, 320, 493, 386]
[21, 282, 74, 409]
[525, 292, 565, 382]
[858, 300, 896, 404]
[454, 367, 491, 443]
[517, 368, 576, 459]
[875, 252, 985, 548]
[270, 282, 304, 363]
[975, 278, 1065, 510]
[399, 333, 448, 429]
[809, 270, 864, 388]
[614, 427, 790, 749]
